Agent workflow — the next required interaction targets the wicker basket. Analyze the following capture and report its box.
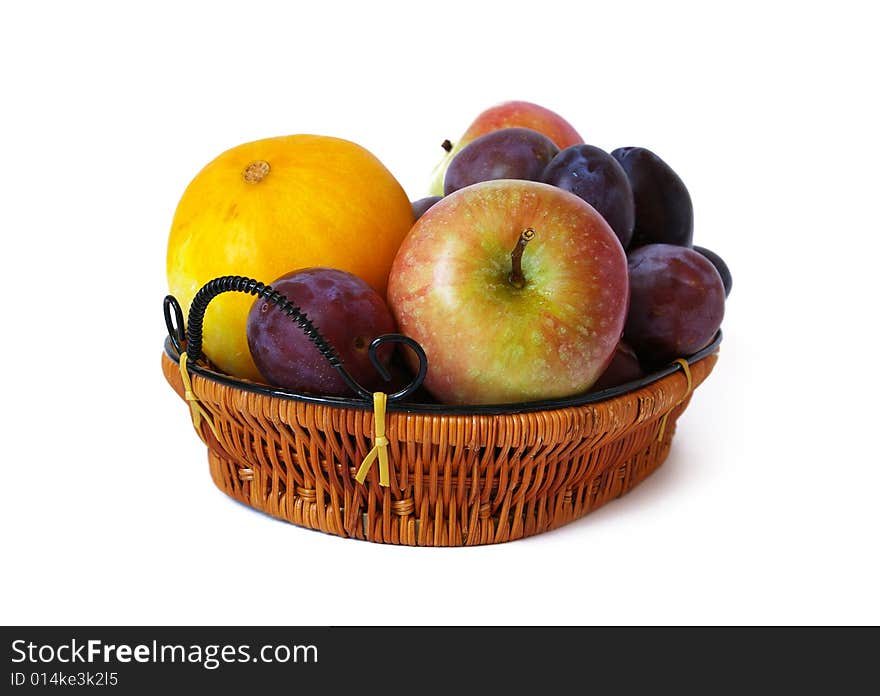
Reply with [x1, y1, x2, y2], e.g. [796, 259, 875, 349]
[162, 276, 721, 546]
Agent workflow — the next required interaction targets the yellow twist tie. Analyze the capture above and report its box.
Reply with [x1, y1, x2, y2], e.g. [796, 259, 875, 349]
[179, 352, 219, 440]
[658, 358, 693, 442]
[355, 392, 390, 487]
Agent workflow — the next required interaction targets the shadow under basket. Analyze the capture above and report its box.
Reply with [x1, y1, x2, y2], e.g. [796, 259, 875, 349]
[161, 276, 720, 546]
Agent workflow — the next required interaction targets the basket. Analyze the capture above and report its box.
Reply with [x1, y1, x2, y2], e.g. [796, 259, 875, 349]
[161, 275, 721, 546]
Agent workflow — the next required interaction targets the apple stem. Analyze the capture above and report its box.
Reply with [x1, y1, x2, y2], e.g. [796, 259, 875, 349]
[441, 139, 453, 153]
[508, 228, 535, 289]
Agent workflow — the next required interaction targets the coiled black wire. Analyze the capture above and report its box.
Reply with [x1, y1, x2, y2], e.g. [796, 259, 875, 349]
[185, 275, 341, 369]
[166, 274, 428, 402]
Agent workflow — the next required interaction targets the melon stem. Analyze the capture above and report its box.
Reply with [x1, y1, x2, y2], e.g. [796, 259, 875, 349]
[243, 160, 270, 184]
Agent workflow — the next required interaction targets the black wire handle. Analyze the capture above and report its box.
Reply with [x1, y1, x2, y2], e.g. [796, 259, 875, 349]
[163, 275, 428, 402]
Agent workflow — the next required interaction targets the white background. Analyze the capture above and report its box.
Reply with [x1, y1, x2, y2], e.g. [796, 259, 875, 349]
[2, 1, 878, 626]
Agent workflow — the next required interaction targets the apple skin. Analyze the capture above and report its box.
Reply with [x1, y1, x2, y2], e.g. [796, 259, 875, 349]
[388, 180, 629, 405]
[428, 101, 584, 196]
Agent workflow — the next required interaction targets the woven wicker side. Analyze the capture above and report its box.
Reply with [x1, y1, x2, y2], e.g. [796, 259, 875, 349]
[162, 350, 717, 545]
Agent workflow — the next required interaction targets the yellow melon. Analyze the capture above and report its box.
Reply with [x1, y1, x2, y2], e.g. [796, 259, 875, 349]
[166, 134, 414, 380]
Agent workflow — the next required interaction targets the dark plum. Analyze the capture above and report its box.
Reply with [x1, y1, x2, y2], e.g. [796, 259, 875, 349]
[590, 341, 644, 392]
[624, 244, 725, 367]
[611, 147, 693, 248]
[444, 127, 559, 195]
[246, 267, 396, 396]
[411, 196, 442, 220]
[694, 245, 733, 297]
[542, 144, 635, 248]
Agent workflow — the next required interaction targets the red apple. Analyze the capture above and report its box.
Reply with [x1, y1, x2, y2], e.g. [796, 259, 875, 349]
[388, 180, 628, 405]
[428, 101, 584, 196]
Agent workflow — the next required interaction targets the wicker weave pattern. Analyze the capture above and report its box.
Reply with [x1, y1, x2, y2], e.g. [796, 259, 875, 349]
[162, 351, 717, 545]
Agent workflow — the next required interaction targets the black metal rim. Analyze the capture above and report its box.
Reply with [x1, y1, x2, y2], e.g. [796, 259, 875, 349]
[163, 330, 721, 415]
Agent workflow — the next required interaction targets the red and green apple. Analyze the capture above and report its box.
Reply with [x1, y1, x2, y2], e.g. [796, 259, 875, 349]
[428, 100, 584, 196]
[388, 180, 629, 405]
